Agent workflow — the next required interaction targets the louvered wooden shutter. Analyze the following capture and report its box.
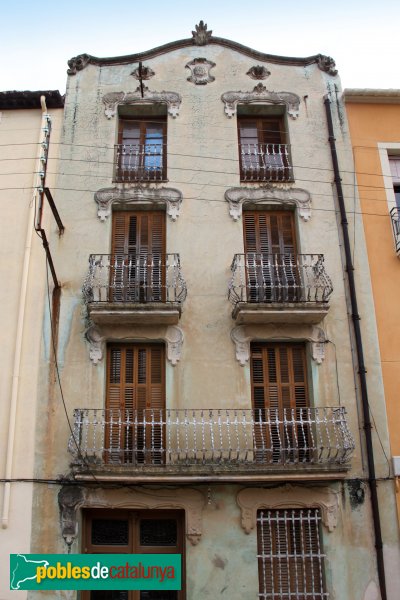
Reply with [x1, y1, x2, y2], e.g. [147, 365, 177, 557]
[111, 211, 165, 302]
[243, 211, 296, 254]
[251, 344, 309, 462]
[106, 345, 165, 464]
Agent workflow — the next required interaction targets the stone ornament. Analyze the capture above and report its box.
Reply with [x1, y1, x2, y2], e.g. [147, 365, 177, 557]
[317, 54, 338, 76]
[67, 53, 90, 75]
[236, 485, 339, 534]
[85, 324, 184, 366]
[186, 58, 216, 85]
[221, 84, 300, 119]
[225, 187, 312, 222]
[94, 187, 183, 222]
[131, 65, 155, 81]
[192, 20, 212, 45]
[59, 486, 205, 547]
[246, 65, 271, 80]
[231, 324, 326, 366]
[102, 88, 182, 119]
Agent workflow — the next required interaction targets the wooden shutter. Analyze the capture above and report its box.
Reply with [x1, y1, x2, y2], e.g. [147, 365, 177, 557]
[251, 344, 309, 462]
[111, 211, 165, 302]
[257, 509, 327, 600]
[243, 211, 296, 255]
[106, 344, 165, 464]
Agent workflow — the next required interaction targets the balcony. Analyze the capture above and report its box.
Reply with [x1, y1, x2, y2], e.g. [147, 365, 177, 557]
[229, 253, 333, 324]
[390, 207, 400, 255]
[83, 253, 186, 325]
[114, 143, 167, 182]
[239, 143, 292, 182]
[69, 407, 354, 481]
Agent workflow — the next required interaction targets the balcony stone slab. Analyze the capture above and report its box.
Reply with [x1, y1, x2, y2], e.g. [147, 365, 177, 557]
[87, 301, 181, 325]
[232, 301, 329, 324]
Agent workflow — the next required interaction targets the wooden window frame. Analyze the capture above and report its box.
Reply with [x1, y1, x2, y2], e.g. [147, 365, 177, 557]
[82, 508, 185, 600]
[117, 117, 167, 182]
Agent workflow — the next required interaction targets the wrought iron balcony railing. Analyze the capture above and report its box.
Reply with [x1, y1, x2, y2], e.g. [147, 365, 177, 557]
[69, 407, 354, 469]
[229, 253, 333, 305]
[114, 143, 167, 182]
[239, 143, 292, 182]
[83, 253, 187, 304]
[390, 207, 400, 254]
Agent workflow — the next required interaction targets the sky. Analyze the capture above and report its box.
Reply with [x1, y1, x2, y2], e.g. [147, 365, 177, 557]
[1, 0, 400, 93]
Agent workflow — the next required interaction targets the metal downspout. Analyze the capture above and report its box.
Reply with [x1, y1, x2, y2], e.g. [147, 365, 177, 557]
[1, 96, 49, 528]
[324, 96, 387, 600]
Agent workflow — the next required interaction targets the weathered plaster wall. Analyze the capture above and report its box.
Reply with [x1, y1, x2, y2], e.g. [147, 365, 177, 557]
[28, 41, 400, 599]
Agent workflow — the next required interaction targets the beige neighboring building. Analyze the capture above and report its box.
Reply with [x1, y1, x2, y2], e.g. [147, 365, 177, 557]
[0, 90, 64, 599]
[5, 23, 400, 600]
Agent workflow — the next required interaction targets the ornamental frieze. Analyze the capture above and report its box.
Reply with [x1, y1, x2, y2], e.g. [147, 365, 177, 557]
[221, 84, 300, 119]
[102, 87, 181, 119]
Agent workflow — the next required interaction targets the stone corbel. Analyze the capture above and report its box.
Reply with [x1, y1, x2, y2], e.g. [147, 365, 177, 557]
[317, 55, 338, 76]
[221, 84, 300, 119]
[231, 324, 326, 366]
[225, 187, 312, 222]
[237, 485, 339, 534]
[85, 325, 183, 366]
[86, 325, 104, 365]
[311, 326, 326, 364]
[102, 88, 181, 119]
[94, 187, 183, 222]
[246, 65, 271, 80]
[58, 486, 86, 546]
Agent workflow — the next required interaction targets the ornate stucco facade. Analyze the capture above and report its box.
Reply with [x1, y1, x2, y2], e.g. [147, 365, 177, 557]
[2, 24, 400, 600]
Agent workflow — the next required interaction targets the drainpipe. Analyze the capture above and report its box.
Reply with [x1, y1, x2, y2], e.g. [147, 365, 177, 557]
[324, 96, 387, 600]
[1, 96, 49, 528]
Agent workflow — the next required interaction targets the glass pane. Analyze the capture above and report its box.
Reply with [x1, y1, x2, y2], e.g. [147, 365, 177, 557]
[122, 123, 140, 145]
[144, 126, 163, 171]
[91, 519, 129, 545]
[140, 592, 178, 600]
[394, 185, 400, 209]
[140, 519, 177, 546]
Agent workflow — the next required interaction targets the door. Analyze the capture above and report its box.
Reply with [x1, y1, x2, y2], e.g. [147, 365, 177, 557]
[243, 211, 298, 302]
[111, 211, 165, 302]
[251, 343, 310, 463]
[118, 118, 166, 182]
[83, 509, 185, 600]
[106, 344, 165, 465]
[238, 117, 287, 181]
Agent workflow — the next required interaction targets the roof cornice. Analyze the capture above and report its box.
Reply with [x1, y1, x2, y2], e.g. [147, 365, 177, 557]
[67, 21, 338, 77]
[343, 88, 400, 104]
[0, 90, 64, 110]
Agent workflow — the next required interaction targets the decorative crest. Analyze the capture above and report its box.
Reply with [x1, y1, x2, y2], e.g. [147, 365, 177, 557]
[192, 20, 212, 45]
[67, 53, 90, 75]
[317, 55, 338, 76]
[186, 58, 216, 85]
[246, 65, 271, 80]
[221, 86, 301, 119]
[131, 65, 155, 81]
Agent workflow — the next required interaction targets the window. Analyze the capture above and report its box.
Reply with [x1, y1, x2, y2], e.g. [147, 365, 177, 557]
[115, 118, 167, 182]
[106, 344, 165, 465]
[243, 211, 299, 302]
[251, 343, 310, 463]
[111, 211, 165, 303]
[257, 508, 328, 600]
[238, 116, 291, 182]
[83, 509, 185, 600]
[389, 157, 400, 252]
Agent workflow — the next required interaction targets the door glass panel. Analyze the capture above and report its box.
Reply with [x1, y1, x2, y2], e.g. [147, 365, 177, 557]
[140, 519, 177, 546]
[91, 519, 129, 546]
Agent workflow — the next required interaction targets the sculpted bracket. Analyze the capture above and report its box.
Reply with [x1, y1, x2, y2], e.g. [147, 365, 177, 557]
[103, 87, 181, 119]
[94, 187, 183, 222]
[225, 186, 312, 222]
[221, 84, 300, 119]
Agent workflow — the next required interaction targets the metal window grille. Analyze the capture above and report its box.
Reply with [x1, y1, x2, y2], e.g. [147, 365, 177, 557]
[257, 508, 329, 600]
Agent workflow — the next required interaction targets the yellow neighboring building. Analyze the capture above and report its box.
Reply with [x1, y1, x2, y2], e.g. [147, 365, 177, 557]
[344, 89, 400, 523]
